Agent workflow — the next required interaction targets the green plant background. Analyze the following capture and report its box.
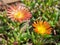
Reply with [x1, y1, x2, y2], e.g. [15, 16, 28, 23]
[0, 0, 60, 45]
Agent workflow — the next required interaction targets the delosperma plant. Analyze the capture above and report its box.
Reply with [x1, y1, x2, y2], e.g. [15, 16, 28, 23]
[0, 0, 60, 45]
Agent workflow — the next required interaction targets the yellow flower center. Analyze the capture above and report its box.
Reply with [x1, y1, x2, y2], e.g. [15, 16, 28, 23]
[14, 11, 24, 19]
[37, 25, 46, 34]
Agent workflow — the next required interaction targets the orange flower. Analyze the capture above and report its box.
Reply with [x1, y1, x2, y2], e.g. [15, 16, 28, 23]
[32, 21, 52, 35]
[7, 3, 32, 23]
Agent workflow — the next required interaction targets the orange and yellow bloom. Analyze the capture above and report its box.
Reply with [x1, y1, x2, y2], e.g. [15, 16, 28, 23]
[32, 21, 52, 35]
[7, 3, 32, 23]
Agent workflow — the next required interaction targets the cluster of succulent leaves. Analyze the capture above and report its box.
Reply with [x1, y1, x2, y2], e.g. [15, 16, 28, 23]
[0, 0, 60, 45]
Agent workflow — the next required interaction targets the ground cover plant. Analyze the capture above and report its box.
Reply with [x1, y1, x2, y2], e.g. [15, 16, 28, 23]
[0, 0, 60, 45]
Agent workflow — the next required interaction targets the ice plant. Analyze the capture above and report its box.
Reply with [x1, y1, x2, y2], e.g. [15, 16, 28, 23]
[7, 3, 32, 23]
[32, 21, 52, 35]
